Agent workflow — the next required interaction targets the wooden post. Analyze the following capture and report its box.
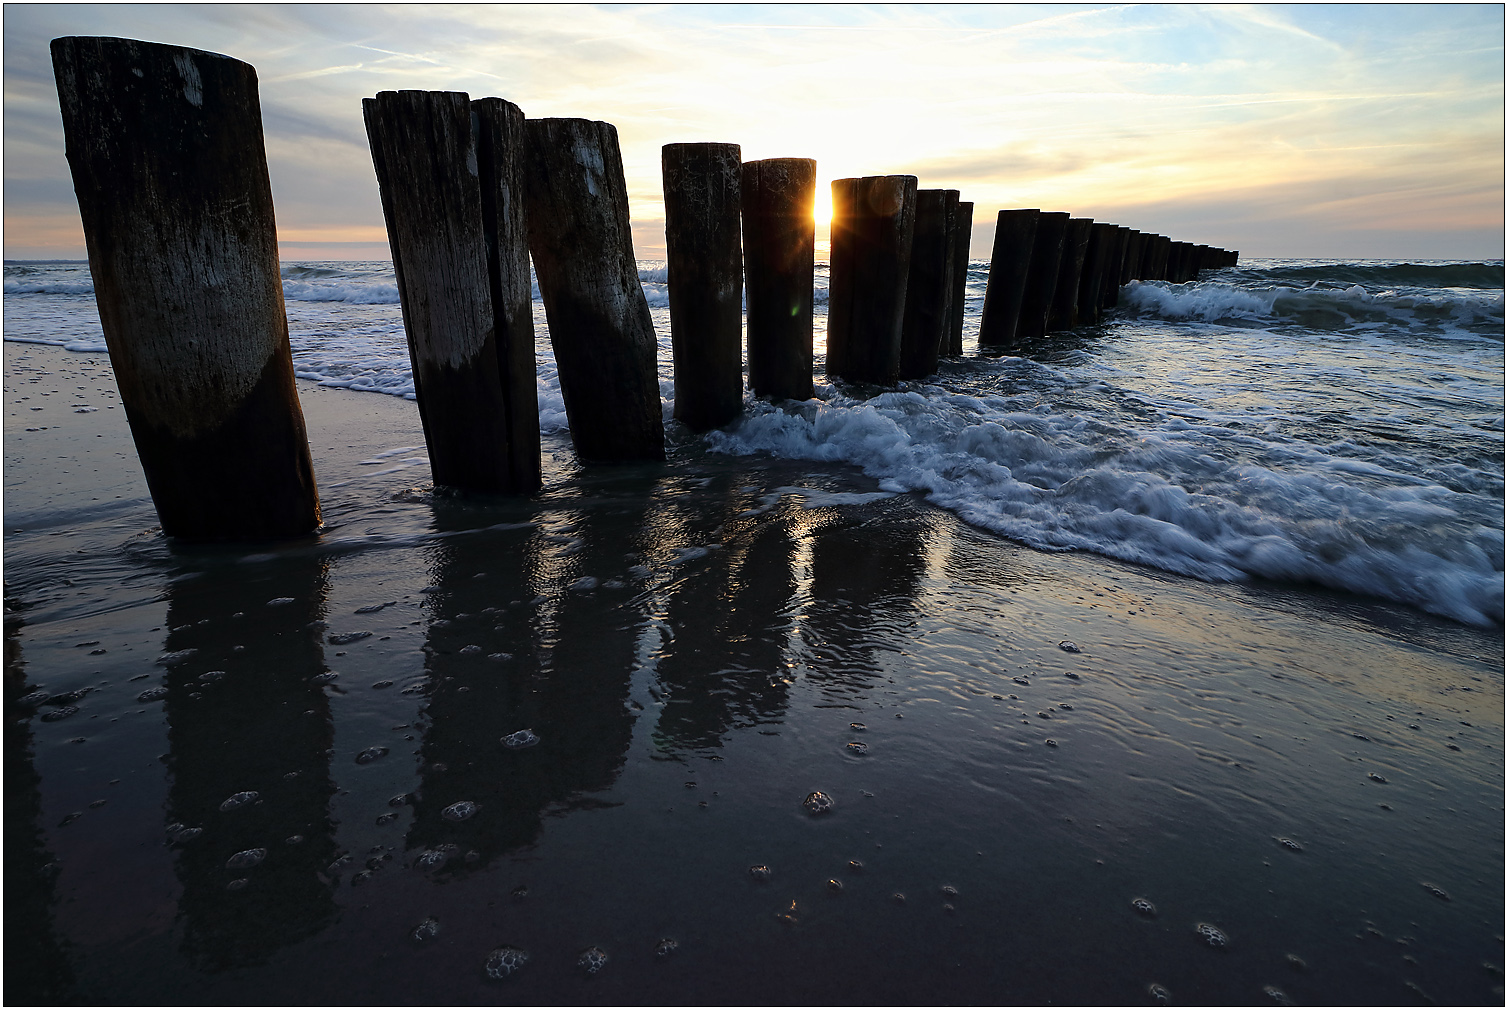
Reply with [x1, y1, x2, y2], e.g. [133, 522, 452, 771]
[741, 157, 815, 401]
[978, 209, 1038, 348]
[899, 189, 957, 379]
[1137, 233, 1158, 279]
[1076, 222, 1114, 326]
[365, 91, 539, 493]
[945, 201, 973, 356]
[1121, 230, 1144, 284]
[827, 175, 918, 385]
[52, 36, 319, 540]
[1048, 217, 1093, 330]
[1016, 211, 1070, 341]
[1151, 235, 1172, 280]
[1099, 226, 1130, 308]
[472, 98, 542, 493]
[662, 143, 743, 432]
[521, 118, 664, 461]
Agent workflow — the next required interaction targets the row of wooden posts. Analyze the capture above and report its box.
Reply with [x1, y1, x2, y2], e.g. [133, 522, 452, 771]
[51, 37, 1236, 542]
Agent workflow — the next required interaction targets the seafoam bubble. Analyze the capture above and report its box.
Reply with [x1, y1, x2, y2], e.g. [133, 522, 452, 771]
[849, 722, 866, 731]
[1276, 837, 1303, 852]
[355, 602, 394, 614]
[441, 800, 478, 822]
[826, 878, 844, 893]
[1058, 641, 1082, 653]
[355, 746, 389, 764]
[1421, 882, 1451, 901]
[312, 672, 339, 685]
[198, 670, 226, 683]
[1196, 922, 1229, 948]
[173, 826, 203, 845]
[329, 631, 372, 645]
[219, 790, 259, 812]
[484, 945, 530, 979]
[412, 917, 440, 942]
[502, 728, 539, 750]
[1131, 897, 1157, 917]
[845, 741, 868, 755]
[459, 644, 482, 655]
[1148, 983, 1171, 1004]
[266, 597, 296, 606]
[226, 878, 248, 891]
[17, 689, 49, 707]
[577, 946, 608, 975]
[226, 848, 266, 870]
[655, 938, 679, 958]
[749, 864, 772, 881]
[803, 791, 834, 814]
[1263, 985, 1294, 1005]
[156, 649, 198, 665]
[134, 686, 168, 703]
[40, 704, 79, 723]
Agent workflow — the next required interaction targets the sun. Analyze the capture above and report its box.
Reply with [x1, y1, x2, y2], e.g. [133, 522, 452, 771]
[813, 187, 832, 228]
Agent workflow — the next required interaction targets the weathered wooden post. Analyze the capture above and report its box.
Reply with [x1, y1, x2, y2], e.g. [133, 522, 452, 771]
[741, 157, 815, 402]
[1048, 217, 1093, 330]
[1151, 235, 1172, 280]
[899, 188, 957, 379]
[522, 118, 664, 461]
[52, 36, 319, 540]
[827, 175, 918, 384]
[1076, 222, 1114, 326]
[1137, 233, 1158, 279]
[472, 98, 543, 493]
[365, 91, 540, 493]
[1016, 211, 1070, 341]
[978, 209, 1038, 348]
[945, 201, 973, 356]
[662, 143, 743, 431]
[1120, 230, 1144, 284]
[1100, 226, 1130, 308]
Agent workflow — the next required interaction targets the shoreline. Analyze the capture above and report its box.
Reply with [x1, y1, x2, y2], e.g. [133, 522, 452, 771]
[5, 340, 1503, 1005]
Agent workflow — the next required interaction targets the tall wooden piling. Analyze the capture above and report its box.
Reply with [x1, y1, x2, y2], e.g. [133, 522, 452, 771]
[741, 157, 816, 402]
[1016, 211, 1070, 341]
[1150, 235, 1172, 280]
[662, 143, 743, 431]
[1076, 222, 1114, 326]
[1098, 226, 1128, 309]
[978, 209, 1039, 348]
[899, 189, 957, 379]
[1121, 230, 1144, 284]
[1048, 217, 1093, 330]
[522, 118, 664, 461]
[1137, 233, 1158, 280]
[827, 175, 918, 385]
[945, 201, 973, 356]
[52, 36, 319, 540]
[365, 91, 539, 494]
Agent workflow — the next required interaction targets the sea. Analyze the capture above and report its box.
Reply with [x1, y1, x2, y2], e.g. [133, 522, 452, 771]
[3, 256, 1503, 1005]
[7, 256, 1504, 626]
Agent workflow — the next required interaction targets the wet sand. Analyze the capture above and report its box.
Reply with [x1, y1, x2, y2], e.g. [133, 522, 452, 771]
[5, 342, 1503, 1005]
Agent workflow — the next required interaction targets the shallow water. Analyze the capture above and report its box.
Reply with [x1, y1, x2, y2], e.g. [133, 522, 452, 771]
[4, 344, 1503, 1005]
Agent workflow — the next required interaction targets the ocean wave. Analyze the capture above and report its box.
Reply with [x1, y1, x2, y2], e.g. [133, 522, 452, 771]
[4, 279, 95, 295]
[1236, 261, 1505, 291]
[705, 387, 1504, 627]
[1122, 279, 1504, 336]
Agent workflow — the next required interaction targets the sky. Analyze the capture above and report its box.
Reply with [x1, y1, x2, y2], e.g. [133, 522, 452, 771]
[4, 3, 1503, 261]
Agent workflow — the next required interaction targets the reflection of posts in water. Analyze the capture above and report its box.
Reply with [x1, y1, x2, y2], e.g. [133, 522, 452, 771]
[801, 502, 928, 688]
[406, 500, 637, 865]
[649, 484, 796, 753]
[5, 614, 74, 1001]
[159, 555, 337, 971]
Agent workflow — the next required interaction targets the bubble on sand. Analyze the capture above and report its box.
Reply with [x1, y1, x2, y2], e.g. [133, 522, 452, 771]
[156, 649, 198, 665]
[226, 878, 248, 891]
[803, 791, 834, 814]
[329, 631, 371, 645]
[487, 652, 512, 661]
[375, 812, 398, 826]
[355, 746, 389, 764]
[1286, 953, 1307, 971]
[41, 705, 79, 722]
[1065, 672, 1080, 679]
[577, 946, 609, 975]
[1046, 739, 1058, 747]
[1263, 985, 1293, 1005]
[1368, 772, 1388, 783]
[749, 864, 772, 881]
[941, 885, 959, 897]
[416, 847, 458, 870]
[285, 835, 304, 845]
[1195, 922, 1229, 948]
[655, 937, 679, 958]
[501, 728, 539, 750]
[266, 597, 296, 606]
[412, 917, 440, 942]
[1277, 837, 1303, 852]
[569, 577, 600, 592]
[226, 848, 266, 870]
[484, 946, 530, 979]
[827, 878, 844, 893]
[1058, 640, 1082, 653]
[850, 722, 866, 731]
[136, 686, 168, 703]
[459, 644, 482, 655]
[1131, 897, 1157, 917]
[312, 672, 339, 685]
[198, 670, 225, 683]
[441, 800, 478, 822]
[1013, 676, 1030, 686]
[1421, 882, 1451, 901]
[388, 793, 412, 807]
[848, 860, 865, 872]
[173, 826, 203, 845]
[845, 741, 868, 755]
[1148, 983, 1171, 1004]
[371, 680, 394, 689]
[219, 791, 258, 812]
[354, 602, 393, 614]
[18, 689, 49, 707]
[58, 811, 83, 826]
[892, 892, 906, 903]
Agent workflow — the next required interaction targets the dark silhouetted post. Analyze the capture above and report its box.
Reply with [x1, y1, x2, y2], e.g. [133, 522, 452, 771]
[1151, 235, 1172, 280]
[1100, 226, 1130, 308]
[52, 36, 319, 540]
[899, 188, 957, 379]
[522, 118, 664, 461]
[1048, 217, 1093, 330]
[742, 157, 816, 401]
[365, 91, 540, 493]
[662, 143, 743, 431]
[827, 175, 918, 384]
[1121, 230, 1144, 284]
[946, 201, 973, 356]
[978, 209, 1038, 348]
[1076, 222, 1114, 326]
[1017, 211, 1070, 340]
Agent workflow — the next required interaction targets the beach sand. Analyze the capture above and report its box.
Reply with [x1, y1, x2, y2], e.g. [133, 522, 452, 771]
[5, 342, 1503, 1004]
